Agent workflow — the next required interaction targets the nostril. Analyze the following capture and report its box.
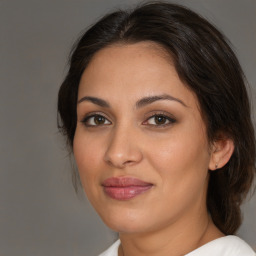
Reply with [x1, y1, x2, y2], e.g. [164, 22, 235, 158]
[124, 160, 134, 165]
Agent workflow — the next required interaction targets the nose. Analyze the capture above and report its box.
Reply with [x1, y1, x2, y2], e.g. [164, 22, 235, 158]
[103, 124, 143, 168]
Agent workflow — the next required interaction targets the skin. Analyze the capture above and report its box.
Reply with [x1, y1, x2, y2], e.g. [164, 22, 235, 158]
[73, 42, 234, 256]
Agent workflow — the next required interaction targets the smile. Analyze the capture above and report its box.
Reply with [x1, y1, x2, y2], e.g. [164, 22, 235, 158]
[102, 177, 153, 200]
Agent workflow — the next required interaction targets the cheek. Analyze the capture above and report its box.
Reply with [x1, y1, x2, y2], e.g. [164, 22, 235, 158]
[146, 123, 210, 193]
[149, 130, 209, 168]
[145, 134, 210, 222]
[73, 130, 105, 192]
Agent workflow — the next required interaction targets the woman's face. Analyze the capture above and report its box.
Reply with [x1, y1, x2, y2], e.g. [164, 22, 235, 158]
[73, 42, 214, 234]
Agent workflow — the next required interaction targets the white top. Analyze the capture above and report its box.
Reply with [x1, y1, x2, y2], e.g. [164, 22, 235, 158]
[99, 236, 255, 256]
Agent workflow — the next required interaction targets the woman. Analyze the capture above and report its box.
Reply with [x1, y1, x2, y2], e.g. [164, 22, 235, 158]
[58, 2, 256, 255]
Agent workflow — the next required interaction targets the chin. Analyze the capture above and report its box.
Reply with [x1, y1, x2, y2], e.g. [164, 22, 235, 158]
[106, 220, 148, 234]
[98, 207, 151, 233]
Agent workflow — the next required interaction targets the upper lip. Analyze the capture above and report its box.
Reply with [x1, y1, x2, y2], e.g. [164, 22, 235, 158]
[102, 177, 153, 187]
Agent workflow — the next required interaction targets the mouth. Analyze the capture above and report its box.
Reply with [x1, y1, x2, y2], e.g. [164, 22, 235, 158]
[102, 176, 153, 200]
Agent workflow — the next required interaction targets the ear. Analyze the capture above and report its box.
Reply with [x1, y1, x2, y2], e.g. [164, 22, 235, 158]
[208, 137, 235, 171]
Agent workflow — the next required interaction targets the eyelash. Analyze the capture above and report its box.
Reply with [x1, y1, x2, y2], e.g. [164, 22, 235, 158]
[143, 112, 176, 127]
[81, 113, 111, 127]
[80, 112, 176, 128]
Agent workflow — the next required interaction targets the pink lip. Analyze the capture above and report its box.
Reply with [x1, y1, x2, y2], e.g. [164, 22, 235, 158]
[102, 177, 153, 200]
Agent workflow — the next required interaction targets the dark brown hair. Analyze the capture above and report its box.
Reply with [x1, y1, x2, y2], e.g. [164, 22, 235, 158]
[58, 1, 255, 235]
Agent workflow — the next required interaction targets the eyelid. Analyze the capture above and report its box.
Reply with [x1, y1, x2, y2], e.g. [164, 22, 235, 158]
[142, 111, 176, 126]
[143, 110, 176, 120]
[80, 112, 112, 126]
[79, 110, 176, 127]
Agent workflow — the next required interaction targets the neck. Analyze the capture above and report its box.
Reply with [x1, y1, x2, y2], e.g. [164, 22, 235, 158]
[118, 211, 223, 256]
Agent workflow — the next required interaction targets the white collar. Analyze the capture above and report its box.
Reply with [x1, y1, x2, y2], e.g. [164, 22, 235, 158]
[99, 235, 255, 256]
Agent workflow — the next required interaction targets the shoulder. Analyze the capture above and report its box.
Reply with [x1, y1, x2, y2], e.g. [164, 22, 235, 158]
[186, 236, 255, 256]
[98, 240, 120, 256]
[98, 236, 255, 256]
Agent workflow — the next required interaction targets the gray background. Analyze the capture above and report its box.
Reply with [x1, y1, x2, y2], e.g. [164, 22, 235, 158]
[0, 0, 255, 255]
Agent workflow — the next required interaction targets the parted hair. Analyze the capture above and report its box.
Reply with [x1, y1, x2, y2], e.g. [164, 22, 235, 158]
[58, 1, 255, 235]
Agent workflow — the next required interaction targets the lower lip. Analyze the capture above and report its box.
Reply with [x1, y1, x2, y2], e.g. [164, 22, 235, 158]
[103, 185, 153, 200]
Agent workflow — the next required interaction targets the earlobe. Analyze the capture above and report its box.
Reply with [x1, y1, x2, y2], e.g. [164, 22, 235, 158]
[208, 138, 235, 171]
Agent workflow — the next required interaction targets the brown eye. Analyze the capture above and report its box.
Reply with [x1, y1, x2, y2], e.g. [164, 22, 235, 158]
[145, 114, 176, 127]
[154, 115, 167, 125]
[82, 114, 111, 126]
[94, 115, 106, 125]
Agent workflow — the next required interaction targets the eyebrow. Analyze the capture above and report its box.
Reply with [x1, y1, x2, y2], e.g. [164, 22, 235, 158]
[77, 96, 110, 107]
[77, 94, 187, 108]
[136, 94, 187, 108]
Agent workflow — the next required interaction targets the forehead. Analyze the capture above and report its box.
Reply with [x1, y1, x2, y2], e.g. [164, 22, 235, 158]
[78, 42, 198, 110]
[93, 41, 173, 65]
